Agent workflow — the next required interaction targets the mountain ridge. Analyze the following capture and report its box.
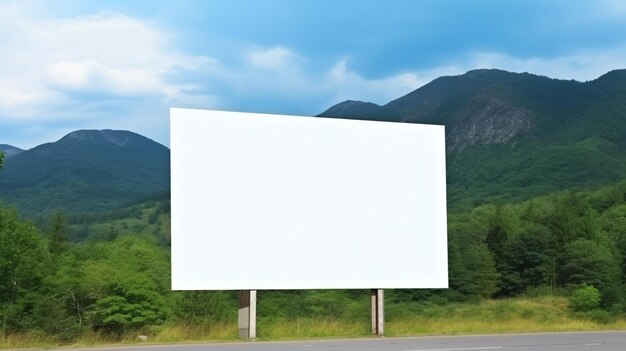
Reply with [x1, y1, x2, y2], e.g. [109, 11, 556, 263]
[0, 129, 170, 218]
[0, 144, 24, 158]
[1, 68, 624, 216]
[319, 68, 626, 210]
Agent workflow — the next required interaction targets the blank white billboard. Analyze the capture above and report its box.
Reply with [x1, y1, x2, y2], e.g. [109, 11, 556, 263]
[170, 108, 447, 290]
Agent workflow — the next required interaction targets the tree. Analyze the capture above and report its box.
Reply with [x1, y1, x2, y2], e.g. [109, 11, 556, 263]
[48, 211, 67, 256]
[458, 244, 501, 298]
[0, 207, 48, 334]
[486, 205, 509, 266]
[173, 291, 235, 324]
[77, 236, 172, 334]
[560, 239, 622, 306]
[543, 192, 578, 248]
[499, 226, 555, 296]
[0, 151, 3, 169]
[92, 278, 170, 334]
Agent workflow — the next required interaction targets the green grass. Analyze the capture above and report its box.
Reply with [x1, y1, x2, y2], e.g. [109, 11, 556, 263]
[4, 296, 626, 349]
[138, 296, 626, 339]
[385, 296, 626, 336]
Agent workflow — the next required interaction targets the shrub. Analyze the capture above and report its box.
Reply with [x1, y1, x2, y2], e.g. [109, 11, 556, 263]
[569, 284, 601, 312]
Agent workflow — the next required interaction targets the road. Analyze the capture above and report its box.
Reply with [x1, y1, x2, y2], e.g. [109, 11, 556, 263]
[68, 331, 626, 351]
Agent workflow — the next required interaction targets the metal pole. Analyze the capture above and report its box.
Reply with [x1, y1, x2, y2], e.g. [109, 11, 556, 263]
[238, 290, 257, 340]
[370, 289, 384, 336]
[249, 290, 257, 339]
[377, 289, 384, 336]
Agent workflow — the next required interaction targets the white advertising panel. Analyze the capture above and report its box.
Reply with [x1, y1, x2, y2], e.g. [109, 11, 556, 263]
[170, 108, 448, 290]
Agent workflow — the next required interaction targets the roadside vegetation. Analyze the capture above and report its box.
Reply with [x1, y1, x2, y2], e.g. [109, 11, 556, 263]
[1, 179, 626, 348]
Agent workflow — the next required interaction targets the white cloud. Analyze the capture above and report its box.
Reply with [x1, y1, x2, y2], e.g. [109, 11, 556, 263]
[46, 60, 162, 96]
[3, 2, 626, 149]
[247, 46, 299, 70]
[326, 59, 423, 104]
[209, 50, 426, 108]
[0, 8, 212, 121]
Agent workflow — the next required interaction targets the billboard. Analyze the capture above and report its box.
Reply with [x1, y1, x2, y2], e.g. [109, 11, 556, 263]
[170, 108, 447, 290]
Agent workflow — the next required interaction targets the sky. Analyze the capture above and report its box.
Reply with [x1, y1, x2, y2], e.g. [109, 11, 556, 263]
[1, 0, 626, 149]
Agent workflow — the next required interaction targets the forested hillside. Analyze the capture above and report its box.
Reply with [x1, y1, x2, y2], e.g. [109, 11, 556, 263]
[0, 130, 170, 219]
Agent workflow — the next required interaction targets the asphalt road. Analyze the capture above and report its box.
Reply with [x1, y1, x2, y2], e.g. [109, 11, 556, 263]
[68, 331, 626, 351]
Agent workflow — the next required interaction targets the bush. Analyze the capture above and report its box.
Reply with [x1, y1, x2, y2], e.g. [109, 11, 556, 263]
[569, 284, 601, 312]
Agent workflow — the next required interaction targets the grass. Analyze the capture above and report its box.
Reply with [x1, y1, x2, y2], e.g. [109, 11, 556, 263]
[152, 321, 237, 343]
[3, 296, 626, 349]
[385, 297, 626, 336]
[255, 318, 369, 340]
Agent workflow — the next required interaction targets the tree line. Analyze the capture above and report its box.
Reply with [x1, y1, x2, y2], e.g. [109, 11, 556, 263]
[1, 179, 625, 341]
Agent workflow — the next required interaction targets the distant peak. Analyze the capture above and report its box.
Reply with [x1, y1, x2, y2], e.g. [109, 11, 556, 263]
[334, 100, 378, 107]
[461, 68, 519, 78]
[0, 144, 24, 158]
[318, 100, 382, 114]
[594, 69, 626, 82]
[465, 68, 505, 74]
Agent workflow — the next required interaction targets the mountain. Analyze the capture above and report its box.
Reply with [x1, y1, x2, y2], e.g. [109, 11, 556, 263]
[0, 130, 170, 218]
[319, 69, 626, 210]
[2, 69, 624, 217]
[320, 100, 401, 122]
[0, 144, 24, 158]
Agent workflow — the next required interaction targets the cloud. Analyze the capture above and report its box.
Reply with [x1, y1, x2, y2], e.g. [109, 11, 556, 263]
[326, 59, 423, 104]
[3, 2, 626, 149]
[247, 46, 300, 70]
[46, 60, 162, 96]
[201, 48, 426, 110]
[0, 8, 212, 122]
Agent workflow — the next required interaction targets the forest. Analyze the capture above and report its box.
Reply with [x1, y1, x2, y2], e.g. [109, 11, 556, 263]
[2, 178, 626, 344]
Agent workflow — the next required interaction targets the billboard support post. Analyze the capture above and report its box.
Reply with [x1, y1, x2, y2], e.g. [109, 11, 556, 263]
[238, 290, 257, 340]
[371, 289, 384, 336]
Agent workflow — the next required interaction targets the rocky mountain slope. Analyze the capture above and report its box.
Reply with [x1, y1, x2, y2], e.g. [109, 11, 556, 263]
[319, 69, 626, 210]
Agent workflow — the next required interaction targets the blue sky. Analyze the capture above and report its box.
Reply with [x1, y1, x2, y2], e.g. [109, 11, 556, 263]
[1, 0, 626, 149]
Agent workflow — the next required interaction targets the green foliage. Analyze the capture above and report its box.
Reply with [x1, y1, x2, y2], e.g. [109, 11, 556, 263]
[2, 179, 626, 342]
[444, 180, 626, 306]
[499, 226, 555, 296]
[48, 211, 67, 256]
[66, 201, 171, 245]
[485, 205, 508, 265]
[92, 280, 170, 333]
[560, 239, 622, 306]
[461, 244, 501, 298]
[0, 130, 170, 218]
[570, 285, 601, 312]
[0, 207, 49, 334]
[172, 291, 236, 323]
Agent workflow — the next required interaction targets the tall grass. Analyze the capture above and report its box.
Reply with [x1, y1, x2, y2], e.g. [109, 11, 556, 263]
[257, 318, 369, 339]
[385, 296, 626, 336]
[153, 321, 237, 342]
[3, 296, 626, 349]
